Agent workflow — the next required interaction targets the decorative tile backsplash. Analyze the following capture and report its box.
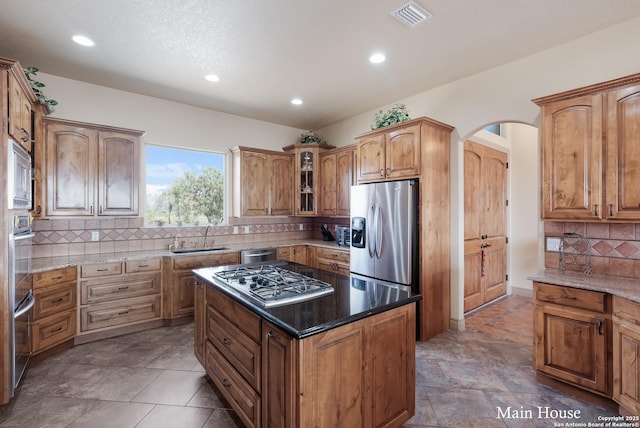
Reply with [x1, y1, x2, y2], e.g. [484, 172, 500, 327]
[545, 222, 640, 278]
[31, 216, 349, 259]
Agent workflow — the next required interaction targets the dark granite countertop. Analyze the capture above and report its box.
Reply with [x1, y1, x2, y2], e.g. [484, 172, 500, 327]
[193, 262, 421, 339]
[528, 269, 640, 304]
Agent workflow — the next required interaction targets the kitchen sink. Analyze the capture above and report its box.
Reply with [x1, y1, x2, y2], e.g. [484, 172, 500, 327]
[170, 247, 230, 254]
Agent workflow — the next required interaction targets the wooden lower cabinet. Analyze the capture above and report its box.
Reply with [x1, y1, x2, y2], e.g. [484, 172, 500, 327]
[277, 246, 307, 265]
[78, 258, 162, 334]
[613, 296, 640, 414]
[533, 282, 611, 396]
[313, 247, 350, 275]
[163, 252, 240, 319]
[32, 266, 78, 354]
[199, 283, 416, 428]
[194, 279, 206, 365]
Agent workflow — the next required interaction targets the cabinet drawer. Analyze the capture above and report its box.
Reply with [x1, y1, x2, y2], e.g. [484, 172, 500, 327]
[32, 309, 76, 353]
[33, 282, 76, 320]
[125, 258, 161, 273]
[33, 266, 77, 289]
[206, 285, 261, 343]
[80, 294, 161, 332]
[205, 340, 260, 428]
[613, 296, 640, 326]
[534, 282, 608, 313]
[173, 252, 240, 270]
[315, 248, 350, 263]
[277, 247, 291, 259]
[207, 306, 261, 390]
[80, 272, 161, 305]
[81, 262, 122, 278]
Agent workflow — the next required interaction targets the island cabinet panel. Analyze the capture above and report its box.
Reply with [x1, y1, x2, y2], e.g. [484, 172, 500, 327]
[262, 321, 296, 428]
[194, 279, 206, 365]
[534, 73, 640, 221]
[32, 266, 78, 354]
[163, 251, 240, 319]
[613, 296, 640, 414]
[533, 282, 611, 395]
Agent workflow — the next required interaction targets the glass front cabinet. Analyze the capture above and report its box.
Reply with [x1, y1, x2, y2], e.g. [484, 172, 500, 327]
[284, 143, 334, 216]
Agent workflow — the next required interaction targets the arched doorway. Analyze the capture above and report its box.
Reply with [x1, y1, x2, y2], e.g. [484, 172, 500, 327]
[461, 122, 541, 316]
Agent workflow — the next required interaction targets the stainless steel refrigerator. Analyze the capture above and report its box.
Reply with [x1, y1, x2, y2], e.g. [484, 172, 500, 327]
[350, 179, 418, 289]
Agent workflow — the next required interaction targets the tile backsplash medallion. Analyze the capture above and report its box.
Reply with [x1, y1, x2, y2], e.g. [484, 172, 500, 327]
[545, 222, 640, 278]
[32, 216, 349, 259]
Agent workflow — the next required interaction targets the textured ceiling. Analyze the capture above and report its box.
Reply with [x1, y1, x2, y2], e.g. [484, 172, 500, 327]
[1, 0, 640, 130]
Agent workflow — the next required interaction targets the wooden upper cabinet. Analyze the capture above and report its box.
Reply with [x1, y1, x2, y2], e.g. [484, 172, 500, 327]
[231, 146, 293, 217]
[319, 146, 354, 216]
[606, 82, 640, 220]
[44, 118, 143, 217]
[355, 120, 422, 183]
[46, 122, 98, 216]
[99, 132, 139, 215]
[535, 73, 640, 221]
[539, 93, 603, 220]
[8, 70, 34, 152]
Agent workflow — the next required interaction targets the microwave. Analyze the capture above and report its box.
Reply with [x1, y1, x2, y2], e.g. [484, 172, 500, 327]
[8, 140, 33, 210]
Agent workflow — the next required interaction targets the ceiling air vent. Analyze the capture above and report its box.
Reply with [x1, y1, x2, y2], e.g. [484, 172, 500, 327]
[390, 1, 432, 28]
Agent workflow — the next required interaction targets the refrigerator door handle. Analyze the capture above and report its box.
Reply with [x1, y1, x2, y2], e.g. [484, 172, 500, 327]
[368, 205, 376, 258]
[375, 204, 383, 259]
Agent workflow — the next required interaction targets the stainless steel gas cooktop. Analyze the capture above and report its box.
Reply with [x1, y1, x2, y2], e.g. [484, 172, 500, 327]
[212, 264, 334, 307]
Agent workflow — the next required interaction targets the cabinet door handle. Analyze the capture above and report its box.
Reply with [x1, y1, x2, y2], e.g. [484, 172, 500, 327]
[90, 205, 94, 215]
[380, 169, 385, 177]
[594, 204, 599, 216]
[21, 128, 29, 142]
[221, 378, 231, 388]
[267, 331, 280, 340]
[52, 276, 63, 280]
[138, 264, 149, 268]
[560, 295, 577, 300]
[609, 204, 613, 216]
[52, 298, 64, 304]
[97, 268, 109, 272]
[118, 311, 129, 315]
[222, 337, 232, 346]
[118, 286, 129, 290]
[597, 320, 603, 335]
[99, 205, 103, 214]
[50, 326, 64, 334]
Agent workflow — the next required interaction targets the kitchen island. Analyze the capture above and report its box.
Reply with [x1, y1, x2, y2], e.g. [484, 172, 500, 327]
[193, 261, 420, 428]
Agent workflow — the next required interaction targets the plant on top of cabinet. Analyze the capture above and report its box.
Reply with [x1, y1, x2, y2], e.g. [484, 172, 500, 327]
[299, 131, 328, 145]
[23, 66, 58, 112]
[371, 103, 410, 130]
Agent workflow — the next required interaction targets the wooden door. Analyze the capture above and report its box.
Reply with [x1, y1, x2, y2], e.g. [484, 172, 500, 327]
[45, 122, 98, 216]
[262, 321, 296, 428]
[270, 154, 294, 216]
[356, 134, 385, 182]
[335, 148, 354, 216]
[240, 151, 269, 216]
[98, 131, 139, 215]
[319, 152, 337, 216]
[8, 73, 32, 151]
[194, 279, 205, 365]
[385, 123, 421, 179]
[541, 94, 603, 220]
[171, 271, 196, 317]
[463, 141, 507, 312]
[606, 83, 640, 220]
[613, 319, 640, 413]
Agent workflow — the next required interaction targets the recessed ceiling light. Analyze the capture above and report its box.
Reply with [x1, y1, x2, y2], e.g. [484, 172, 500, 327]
[72, 35, 95, 47]
[291, 98, 303, 105]
[204, 74, 220, 82]
[369, 53, 386, 64]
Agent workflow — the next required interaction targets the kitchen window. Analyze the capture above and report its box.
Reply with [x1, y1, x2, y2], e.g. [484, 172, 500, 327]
[144, 144, 225, 227]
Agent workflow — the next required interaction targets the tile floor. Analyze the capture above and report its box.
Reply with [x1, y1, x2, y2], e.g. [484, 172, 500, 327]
[0, 295, 620, 427]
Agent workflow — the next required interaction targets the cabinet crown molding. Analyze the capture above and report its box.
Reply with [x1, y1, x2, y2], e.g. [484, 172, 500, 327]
[533, 72, 640, 105]
[356, 116, 454, 139]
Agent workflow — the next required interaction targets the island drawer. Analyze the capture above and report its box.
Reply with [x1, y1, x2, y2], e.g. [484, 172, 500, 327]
[205, 340, 260, 428]
[206, 306, 261, 390]
[80, 272, 161, 304]
[33, 281, 76, 319]
[32, 308, 76, 353]
[533, 282, 608, 313]
[81, 262, 123, 278]
[34, 266, 77, 289]
[125, 258, 161, 273]
[80, 294, 161, 332]
[206, 285, 261, 343]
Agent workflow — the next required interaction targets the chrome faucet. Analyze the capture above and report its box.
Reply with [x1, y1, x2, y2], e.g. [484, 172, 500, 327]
[204, 225, 213, 248]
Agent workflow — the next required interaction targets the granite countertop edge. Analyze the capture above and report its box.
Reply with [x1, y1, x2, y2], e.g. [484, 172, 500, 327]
[32, 239, 349, 273]
[528, 269, 640, 304]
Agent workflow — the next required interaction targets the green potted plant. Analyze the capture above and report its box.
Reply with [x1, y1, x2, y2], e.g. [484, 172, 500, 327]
[299, 131, 328, 145]
[371, 103, 410, 130]
[23, 66, 59, 112]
